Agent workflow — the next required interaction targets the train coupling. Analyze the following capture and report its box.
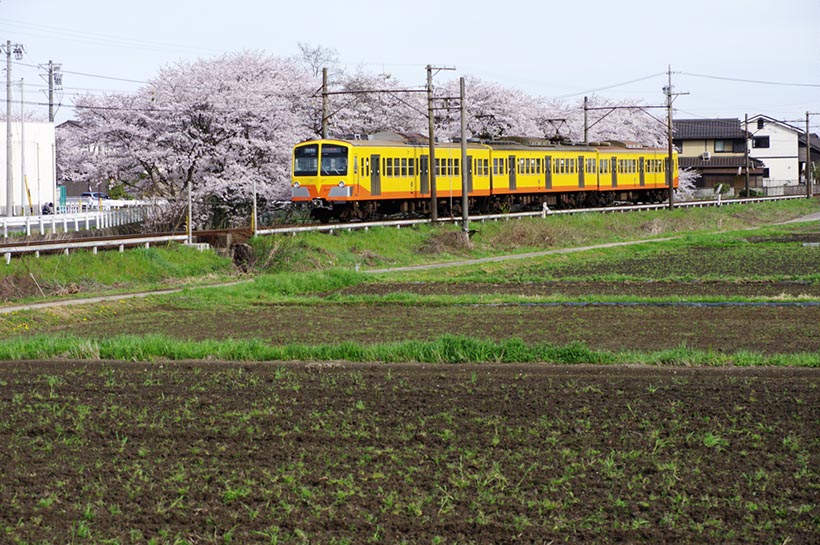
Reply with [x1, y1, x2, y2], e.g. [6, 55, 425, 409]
[311, 198, 333, 210]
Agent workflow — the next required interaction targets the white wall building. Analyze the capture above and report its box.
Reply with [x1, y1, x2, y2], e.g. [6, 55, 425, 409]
[0, 121, 57, 216]
[747, 115, 802, 187]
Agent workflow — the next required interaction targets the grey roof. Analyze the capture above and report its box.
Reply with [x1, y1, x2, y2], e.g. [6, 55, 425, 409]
[673, 118, 746, 140]
[680, 156, 765, 169]
[798, 132, 820, 152]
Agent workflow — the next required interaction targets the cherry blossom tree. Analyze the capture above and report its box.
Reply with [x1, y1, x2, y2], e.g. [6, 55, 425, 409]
[59, 49, 684, 228]
[61, 51, 315, 228]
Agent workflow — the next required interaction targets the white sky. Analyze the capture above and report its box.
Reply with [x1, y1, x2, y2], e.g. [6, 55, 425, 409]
[2, 0, 819, 130]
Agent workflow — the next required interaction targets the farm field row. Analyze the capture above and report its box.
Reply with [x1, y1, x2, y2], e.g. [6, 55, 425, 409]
[1, 361, 817, 544]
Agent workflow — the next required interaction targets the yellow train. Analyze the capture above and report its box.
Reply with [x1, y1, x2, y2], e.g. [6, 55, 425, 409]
[291, 132, 678, 222]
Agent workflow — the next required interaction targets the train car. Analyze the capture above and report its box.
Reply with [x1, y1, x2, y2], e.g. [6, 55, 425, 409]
[292, 132, 677, 221]
[292, 132, 492, 222]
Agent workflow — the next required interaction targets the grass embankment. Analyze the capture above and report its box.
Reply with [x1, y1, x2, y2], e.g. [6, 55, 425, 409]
[250, 199, 818, 273]
[0, 244, 235, 304]
[1, 199, 818, 363]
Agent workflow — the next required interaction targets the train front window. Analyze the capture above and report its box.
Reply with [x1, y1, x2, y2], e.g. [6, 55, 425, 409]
[321, 144, 349, 176]
[294, 144, 319, 176]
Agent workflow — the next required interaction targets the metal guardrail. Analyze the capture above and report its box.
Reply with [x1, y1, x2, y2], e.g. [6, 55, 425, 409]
[258, 195, 810, 236]
[2, 234, 189, 264]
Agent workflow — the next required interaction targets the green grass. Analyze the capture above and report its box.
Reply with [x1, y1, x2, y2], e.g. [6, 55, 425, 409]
[250, 199, 818, 274]
[2, 199, 816, 303]
[2, 333, 817, 367]
[0, 244, 235, 303]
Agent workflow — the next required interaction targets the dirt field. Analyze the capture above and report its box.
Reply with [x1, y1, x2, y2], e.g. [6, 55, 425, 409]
[1, 362, 818, 544]
[44, 291, 819, 355]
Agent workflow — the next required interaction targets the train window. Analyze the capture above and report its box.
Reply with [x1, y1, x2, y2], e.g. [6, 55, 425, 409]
[320, 144, 348, 176]
[401, 158, 408, 177]
[454, 159, 460, 176]
[409, 158, 416, 177]
[294, 144, 319, 176]
[387, 158, 394, 177]
[434, 158, 441, 176]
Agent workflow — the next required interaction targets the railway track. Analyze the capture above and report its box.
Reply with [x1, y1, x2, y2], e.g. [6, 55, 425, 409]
[1, 195, 811, 261]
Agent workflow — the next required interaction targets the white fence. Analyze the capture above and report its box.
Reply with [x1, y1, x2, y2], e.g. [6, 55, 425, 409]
[1, 207, 149, 239]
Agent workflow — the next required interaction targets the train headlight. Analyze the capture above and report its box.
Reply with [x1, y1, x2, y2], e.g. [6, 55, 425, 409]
[338, 181, 345, 187]
[293, 181, 300, 188]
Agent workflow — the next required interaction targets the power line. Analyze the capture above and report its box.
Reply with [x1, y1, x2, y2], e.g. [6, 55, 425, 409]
[553, 72, 667, 99]
[678, 71, 820, 88]
[0, 19, 223, 56]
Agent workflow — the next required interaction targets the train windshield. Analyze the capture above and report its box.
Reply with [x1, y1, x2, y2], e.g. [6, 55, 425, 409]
[294, 144, 319, 176]
[321, 144, 348, 176]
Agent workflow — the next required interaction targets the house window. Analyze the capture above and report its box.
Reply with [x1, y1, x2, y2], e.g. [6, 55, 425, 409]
[763, 168, 770, 178]
[757, 119, 765, 130]
[753, 136, 770, 149]
[714, 140, 730, 152]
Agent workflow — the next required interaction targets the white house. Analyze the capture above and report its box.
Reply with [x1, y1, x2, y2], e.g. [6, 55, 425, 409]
[747, 115, 802, 187]
[0, 121, 57, 216]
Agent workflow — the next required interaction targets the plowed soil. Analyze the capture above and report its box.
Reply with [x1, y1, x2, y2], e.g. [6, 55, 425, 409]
[338, 280, 820, 298]
[1, 362, 818, 544]
[44, 296, 819, 355]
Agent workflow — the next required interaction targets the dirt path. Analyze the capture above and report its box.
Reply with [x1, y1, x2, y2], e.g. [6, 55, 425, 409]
[0, 280, 250, 315]
[365, 236, 680, 274]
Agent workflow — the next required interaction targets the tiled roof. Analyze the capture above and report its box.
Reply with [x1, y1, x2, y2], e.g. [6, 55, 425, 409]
[674, 118, 745, 140]
[680, 156, 765, 169]
[798, 132, 820, 152]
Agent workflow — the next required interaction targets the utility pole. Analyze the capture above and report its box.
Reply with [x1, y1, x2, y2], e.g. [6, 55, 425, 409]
[38, 60, 62, 122]
[19, 78, 28, 215]
[806, 112, 812, 199]
[664, 66, 687, 211]
[745, 114, 750, 197]
[426, 64, 455, 222]
[4, 41, 25, 217]
[583, 96, 589, 144]
[5, 41, 12, 217]
[426, 65, 437, 221]
[321, 67, 328, 139]
[459, 77, 468, 240]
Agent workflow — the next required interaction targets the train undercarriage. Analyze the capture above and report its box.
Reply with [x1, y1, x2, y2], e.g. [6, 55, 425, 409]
[309, 188, 672, 223]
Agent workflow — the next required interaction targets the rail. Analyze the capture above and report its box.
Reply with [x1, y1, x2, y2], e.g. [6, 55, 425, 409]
[258, 194, 809, 235]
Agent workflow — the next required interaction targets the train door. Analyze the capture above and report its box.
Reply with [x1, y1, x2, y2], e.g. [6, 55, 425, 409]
[508, 155, 517, 191]
[578, 155, 585, 189]
[544, 156, 552, 189]
[371, 154, 381, 196]
[420, 155, 429, 194]
[639, 157, 645, 187]
[466, 155, 474, 193]
[611, 157, 618, 188]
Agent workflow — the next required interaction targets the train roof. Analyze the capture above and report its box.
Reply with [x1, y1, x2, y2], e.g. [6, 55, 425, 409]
[296, 132, 671, 154]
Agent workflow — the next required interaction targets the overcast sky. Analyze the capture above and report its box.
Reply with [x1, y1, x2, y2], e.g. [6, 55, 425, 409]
[2, 0, 819, 129]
